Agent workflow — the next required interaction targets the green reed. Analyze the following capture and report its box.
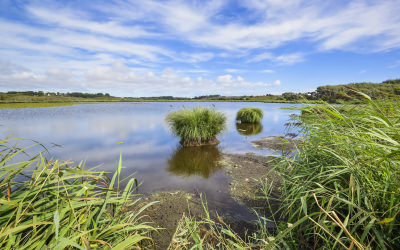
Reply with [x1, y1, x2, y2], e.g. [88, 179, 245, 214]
[0, 138, 155, 249]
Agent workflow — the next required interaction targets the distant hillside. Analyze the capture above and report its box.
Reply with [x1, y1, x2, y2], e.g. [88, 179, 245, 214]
[1, 79, 400, 104]
[313, 79, 400, 102]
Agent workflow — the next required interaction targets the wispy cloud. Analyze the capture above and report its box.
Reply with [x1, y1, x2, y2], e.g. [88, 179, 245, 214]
[247, 52, 304, 65]
[0, 0, 399, 95]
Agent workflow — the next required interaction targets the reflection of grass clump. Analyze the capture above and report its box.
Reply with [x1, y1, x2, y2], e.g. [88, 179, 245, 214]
[236, 107, 263, 123]
[166, 107, 226, 146]
[167, 145, 222, 178]
[236, 122, 263, 136]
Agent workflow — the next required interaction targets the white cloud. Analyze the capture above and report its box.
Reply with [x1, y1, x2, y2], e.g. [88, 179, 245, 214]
[248, 52, 273, 63]
[27, 6, 154, 38]
[0, 60, 280, 96]
[0, 18, 171, 63]
[262, 69, 274, 73]
[114, 0, 400, 52]
[84, 62, 280, 96]
[275, 53, 305, 65]
[248, 52, 304, 65]
[0, 60, 83, 91]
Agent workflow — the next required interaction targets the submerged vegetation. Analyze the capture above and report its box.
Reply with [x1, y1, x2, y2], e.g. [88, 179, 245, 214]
[236, 107, 264, 123]
[166, 107, 226, 146]
[0, 138, 155, 249]
[167, 95, 400, 249]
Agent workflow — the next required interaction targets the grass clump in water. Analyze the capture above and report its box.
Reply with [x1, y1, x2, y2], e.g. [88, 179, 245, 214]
[0, 138, 155, 249]
[166, 107, 226, 146]
[236, 107, 263, 123]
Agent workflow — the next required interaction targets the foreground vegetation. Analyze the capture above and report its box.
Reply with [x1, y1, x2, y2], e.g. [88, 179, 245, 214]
[0, 138, 155, 249]
[236, 107, 264, 123]
[169, 94, 400, 249]
[166, 107, 226, 146]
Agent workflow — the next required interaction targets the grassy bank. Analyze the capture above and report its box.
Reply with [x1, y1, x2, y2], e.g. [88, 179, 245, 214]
[168, 95, 400, 249]
[0, 138, 155, 249]
[0, 102, 98, 109]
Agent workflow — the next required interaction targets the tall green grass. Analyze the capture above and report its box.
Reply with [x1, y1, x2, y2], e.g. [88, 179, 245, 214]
[236, 107, 264, 123]
[273, 95, 400, 249]
[0, 138, 155, 249]
[167, 94, 400, 249]
[166, 107, 226, 146]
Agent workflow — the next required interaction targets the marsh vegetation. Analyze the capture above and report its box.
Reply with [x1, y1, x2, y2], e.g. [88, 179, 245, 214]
[236, 107, 264, 123]
[0, 138, 155, 249]
[166, 107, 227, 146]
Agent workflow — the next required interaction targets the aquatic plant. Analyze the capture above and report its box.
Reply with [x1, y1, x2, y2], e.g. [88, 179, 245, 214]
[166, 107, 226, 146]
[236, 107, 264, 123]
[0, 138, 155, 249]
[236, 122, 263, 136]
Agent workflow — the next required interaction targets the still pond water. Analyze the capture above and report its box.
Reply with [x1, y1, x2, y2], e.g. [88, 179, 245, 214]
[0, 102, 300, 220]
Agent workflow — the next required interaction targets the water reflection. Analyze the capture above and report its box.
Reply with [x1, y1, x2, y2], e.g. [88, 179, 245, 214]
[167, 145, 222, 178]
[236, 123, 263, 136]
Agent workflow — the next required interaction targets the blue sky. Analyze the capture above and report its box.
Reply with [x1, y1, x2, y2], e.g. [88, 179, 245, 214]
[0, 0, 399, 97]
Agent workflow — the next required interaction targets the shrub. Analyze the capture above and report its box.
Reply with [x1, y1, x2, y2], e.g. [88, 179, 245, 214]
[166, 107, 226, 146]
[236, 107, 263, 123]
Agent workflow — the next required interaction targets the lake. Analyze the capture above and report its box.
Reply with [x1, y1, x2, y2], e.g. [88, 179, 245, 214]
[0, 102, 300, 221]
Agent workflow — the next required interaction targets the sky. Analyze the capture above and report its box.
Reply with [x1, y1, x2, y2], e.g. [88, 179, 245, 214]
[0, 0, 400, 97]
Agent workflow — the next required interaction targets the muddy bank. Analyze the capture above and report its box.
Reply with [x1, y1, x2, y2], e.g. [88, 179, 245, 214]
[142, 191, 208, 249]
[139, 137, 299, 248]
[220, 153, 282, 215]
[251, 136, 298, 152]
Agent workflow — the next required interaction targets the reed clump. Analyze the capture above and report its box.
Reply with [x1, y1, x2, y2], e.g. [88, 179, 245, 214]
[236, 107, 263, 123]
[0, 138, 155, 249]
[166, 107, 226, 146]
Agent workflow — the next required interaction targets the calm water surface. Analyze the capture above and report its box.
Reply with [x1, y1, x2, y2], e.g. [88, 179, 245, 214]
[0, 102, 300, 220]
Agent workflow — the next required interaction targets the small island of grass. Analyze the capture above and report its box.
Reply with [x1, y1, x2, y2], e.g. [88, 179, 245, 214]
[166, 107, 226, 146]
[236, 107, 264, 123]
